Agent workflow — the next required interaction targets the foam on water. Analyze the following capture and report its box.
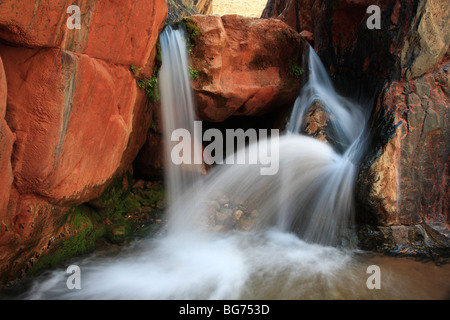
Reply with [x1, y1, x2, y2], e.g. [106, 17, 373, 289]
[23, 228, 354, 300]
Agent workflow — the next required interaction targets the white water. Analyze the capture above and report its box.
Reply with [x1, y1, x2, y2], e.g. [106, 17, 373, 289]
[20, 27, 374, 300]
[158, 26, 203, 214]
[286, 47, 366, 152]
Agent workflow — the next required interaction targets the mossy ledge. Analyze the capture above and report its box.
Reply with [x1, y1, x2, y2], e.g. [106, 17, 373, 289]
[29, 174, 166, 277]
[183, 17, 201, 54]
[137, 73, 160, 103]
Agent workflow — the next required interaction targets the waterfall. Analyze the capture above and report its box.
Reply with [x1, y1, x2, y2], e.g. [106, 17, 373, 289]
[156, 44, 368, 246]
[286, 47, 366, 151]
[20, 28, 373, 300]
[158, 26, 203, 220]
[273, 46, 369, 244]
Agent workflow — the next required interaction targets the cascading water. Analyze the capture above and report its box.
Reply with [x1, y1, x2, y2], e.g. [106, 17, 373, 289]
[16, 26, 433, 300]
[273, 46, 369, 245]
[286, 47, 366, 150]
[159, 26, 201, 212]
[158, 26, 204, 228]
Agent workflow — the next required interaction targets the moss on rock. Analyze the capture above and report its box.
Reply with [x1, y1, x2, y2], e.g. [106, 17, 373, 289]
[30, 205, 106, 275]
[182, 17, 201, 55]
[29, 174, 167, 277]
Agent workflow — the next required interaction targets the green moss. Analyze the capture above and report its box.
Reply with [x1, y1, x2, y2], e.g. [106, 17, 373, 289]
[129, 65, 140, 74]
[30, 206, 106, 275]
[183, 18, 201, 55]
[96, 173, 132, 210]
[93, 175, 166, 243]
[29, 175, 167, 278]
[132, 183, 165, 208]
[137, 73, 160, 102]
[184, 18, 201, 43]
[188, 66, 199, 80]
[289, 61, 304, 79]
[150, 120, 158, 133]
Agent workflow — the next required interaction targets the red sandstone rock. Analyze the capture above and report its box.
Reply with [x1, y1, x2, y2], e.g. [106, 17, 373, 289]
[0, 0, 168, 67]
[0, 45, 140, 204]
[0, 0, 168, 283]
[188, 15, 307, 122]
[362, 59, 449, 229]
[0, 57, 14, 216]
[0, 188, 69, 282]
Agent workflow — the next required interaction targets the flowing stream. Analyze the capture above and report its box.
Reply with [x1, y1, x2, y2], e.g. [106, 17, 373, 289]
[10, 26, 450, 300]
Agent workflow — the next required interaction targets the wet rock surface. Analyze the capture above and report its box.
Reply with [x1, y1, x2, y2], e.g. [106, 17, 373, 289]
[186, 14, 307, 122]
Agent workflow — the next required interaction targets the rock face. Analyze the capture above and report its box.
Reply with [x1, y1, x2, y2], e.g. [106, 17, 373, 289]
[0, 57, 14, 217]
[357, 59, 450, 249]
[187, 15, 307, 122]
[0, 0, 164, 67]
[262, 0, 449, 82]
[166, 0, 213, 24]
[194, 0, 214, 15]
[0, 46, 139, 204]
[263, 0, 450, 253]
[0, 0, 167, 283]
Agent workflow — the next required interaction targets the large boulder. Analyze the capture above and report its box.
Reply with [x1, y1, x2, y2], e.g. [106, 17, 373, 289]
[0, 0, 167, 283]
[0, 0, 167, 67]
[187, 15, 307, 122]
[0, 45, 148, 204]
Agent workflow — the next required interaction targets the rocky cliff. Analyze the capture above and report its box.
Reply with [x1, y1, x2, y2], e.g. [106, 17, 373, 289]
[188, 14, 307, 122]
[0, 0, 448, 287]
[263, 0, 450, 254]
[0, 0, 167, 284]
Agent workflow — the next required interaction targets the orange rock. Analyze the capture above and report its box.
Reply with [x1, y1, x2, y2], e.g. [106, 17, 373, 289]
[0, 45, 139, 204]
[0, 0, 70, 48]
[0, 57, 14, 216]
[0, 188, 68, 282]
[0, 0, 168, 283]
[0, 0, 168, 67]
[188, 15, 307, 122]
[77, 0, 167, 67]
